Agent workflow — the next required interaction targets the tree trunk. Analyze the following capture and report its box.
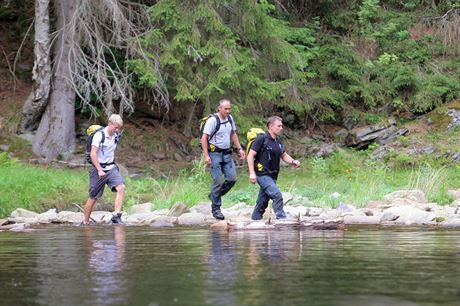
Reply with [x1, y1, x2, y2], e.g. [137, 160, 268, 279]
[21, 0, 52, 132]
[32, 0, 76, 160]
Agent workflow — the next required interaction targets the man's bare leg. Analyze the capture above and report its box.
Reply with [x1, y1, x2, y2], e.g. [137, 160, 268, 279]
[114, 184, 125, 214]
[84, 197, 97, 224]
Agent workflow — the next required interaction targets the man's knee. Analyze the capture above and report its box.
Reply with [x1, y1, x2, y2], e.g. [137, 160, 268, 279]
[271, 190, 283, 201]
[212, 177, 223, 188]
[115, 184, 125, 193]
[226, 179, 236, 187]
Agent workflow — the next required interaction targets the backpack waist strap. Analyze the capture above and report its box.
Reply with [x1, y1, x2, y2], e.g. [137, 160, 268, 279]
[209, 145, 232, 154]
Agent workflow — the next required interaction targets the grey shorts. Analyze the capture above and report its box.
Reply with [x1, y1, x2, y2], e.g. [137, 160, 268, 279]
[88, 166, 124, 199]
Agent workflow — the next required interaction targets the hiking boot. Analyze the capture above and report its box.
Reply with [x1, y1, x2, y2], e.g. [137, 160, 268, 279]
[212, 210, 225, 220]
[110, 213, 123, 224]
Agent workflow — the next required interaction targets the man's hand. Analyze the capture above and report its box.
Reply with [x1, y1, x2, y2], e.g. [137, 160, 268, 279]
[204, 154, 211, 165]
[292, 159, 301, 168]
[249, 173, 257, 184]
[238, 148, 246, 160]
[98, 169, 106, 178]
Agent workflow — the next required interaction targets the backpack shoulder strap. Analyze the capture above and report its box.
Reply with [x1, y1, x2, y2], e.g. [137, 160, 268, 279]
[253, 133, 268, 154]
[228, 114, 234, 126]
[208, 114, 221, 141]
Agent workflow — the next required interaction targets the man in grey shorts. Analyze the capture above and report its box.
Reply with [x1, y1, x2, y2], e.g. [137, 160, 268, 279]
[201, 99, 245, 220]
[82, 114, 125, 225]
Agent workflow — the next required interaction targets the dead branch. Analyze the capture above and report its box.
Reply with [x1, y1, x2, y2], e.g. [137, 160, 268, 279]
[60, 0, 169, 117]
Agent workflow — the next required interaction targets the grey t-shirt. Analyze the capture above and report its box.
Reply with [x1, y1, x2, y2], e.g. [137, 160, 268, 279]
[203, 114, 237, 149]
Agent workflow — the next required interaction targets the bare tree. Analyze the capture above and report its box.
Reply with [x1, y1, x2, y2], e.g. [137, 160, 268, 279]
[26, 0, 168, 160]
[21, 0, 51, 132]
[32, 0, 76, 160]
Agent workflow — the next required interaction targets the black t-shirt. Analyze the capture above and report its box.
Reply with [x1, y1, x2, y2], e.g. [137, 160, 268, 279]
[251, 132, 285, 179]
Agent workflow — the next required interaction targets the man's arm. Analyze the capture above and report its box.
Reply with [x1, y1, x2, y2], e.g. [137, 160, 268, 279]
[90, 145, 106, 177]
[201, 133, 211, 165]
[281, 152, 300, 168]
[247, 149, 257, 184]
[231, 131, 245, 160]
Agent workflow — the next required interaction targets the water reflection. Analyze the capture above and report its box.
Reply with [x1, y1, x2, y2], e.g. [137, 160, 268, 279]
[82, 226, 126, 305]
[205, 229, 346, 306]
[1, 227, 460, 306]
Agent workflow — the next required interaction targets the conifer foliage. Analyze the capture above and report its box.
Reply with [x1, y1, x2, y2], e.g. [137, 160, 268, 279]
[135, 0, 318, 117]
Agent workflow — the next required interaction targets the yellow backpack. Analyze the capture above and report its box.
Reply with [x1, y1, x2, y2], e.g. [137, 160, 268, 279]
[245, 128, 265, 156]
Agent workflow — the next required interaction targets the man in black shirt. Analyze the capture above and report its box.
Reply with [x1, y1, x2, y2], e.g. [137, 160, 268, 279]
[247, 116, 300, 220]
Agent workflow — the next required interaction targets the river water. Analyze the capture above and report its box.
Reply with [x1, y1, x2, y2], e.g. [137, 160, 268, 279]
[1, 225, 459, 306]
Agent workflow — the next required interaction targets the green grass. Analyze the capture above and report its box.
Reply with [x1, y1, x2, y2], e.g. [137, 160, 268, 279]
[1, 147, 460, 218]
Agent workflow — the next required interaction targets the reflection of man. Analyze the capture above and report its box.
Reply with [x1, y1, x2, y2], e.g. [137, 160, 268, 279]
[247, 116, 300, 220]
[82, 226, 126, 304]
[205, 230, 239, 306]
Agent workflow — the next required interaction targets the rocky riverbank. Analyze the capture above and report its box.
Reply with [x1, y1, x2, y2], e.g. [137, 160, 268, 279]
[2, 189, 460, 232]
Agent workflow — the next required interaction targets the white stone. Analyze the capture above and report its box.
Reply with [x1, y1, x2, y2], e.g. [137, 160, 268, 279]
[343, 215, 380, 225]
[383, 190, 428, 204]
[177, 212, 205, 226]
[127, 203, 153, 214]
[380, 206, 435, 224]
[10, 208, 38, 219]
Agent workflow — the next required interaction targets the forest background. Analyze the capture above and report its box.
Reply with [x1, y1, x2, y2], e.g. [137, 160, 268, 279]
[0, 0, 459, 218]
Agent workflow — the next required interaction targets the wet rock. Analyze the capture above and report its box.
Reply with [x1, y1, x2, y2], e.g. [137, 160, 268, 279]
[168, 202, 190, 217]
[190, 203, 212, 215]
[227, 220, 275, 230]
[359, 208, 374, 216]
[124, 213, 158, 225]
[439, 218, 460, 228]
[37, 209, 59, 224]
[285, 205, 309, 217]
[177, 213, 206, 226]
[307, 207, 324, 217]
[210, 220, 228, 230]
[343, 215, 380, 225]
[151, 216, 176, 228]
[58, 211, 83, 224]
[380, 206, 435, 224]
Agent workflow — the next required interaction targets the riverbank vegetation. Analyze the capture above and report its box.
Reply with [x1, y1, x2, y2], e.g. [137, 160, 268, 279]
[2, 145, 459, 218]
[1, 1, 460, 218]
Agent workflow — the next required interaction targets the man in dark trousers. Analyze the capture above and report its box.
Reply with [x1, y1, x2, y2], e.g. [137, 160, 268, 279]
[247, 116, 300, 220]
[201, 99, 245, 220]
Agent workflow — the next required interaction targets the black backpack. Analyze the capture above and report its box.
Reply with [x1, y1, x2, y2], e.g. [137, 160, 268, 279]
[198, 114, 233, 149]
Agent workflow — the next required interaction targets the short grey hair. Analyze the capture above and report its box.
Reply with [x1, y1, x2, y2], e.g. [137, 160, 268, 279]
[219, 99, 231, 107]
[267, 116, 282, 128]
[108, 114, 123, 126]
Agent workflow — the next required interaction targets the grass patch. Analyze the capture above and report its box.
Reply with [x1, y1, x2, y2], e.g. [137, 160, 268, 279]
[1, 147, 460, 218]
